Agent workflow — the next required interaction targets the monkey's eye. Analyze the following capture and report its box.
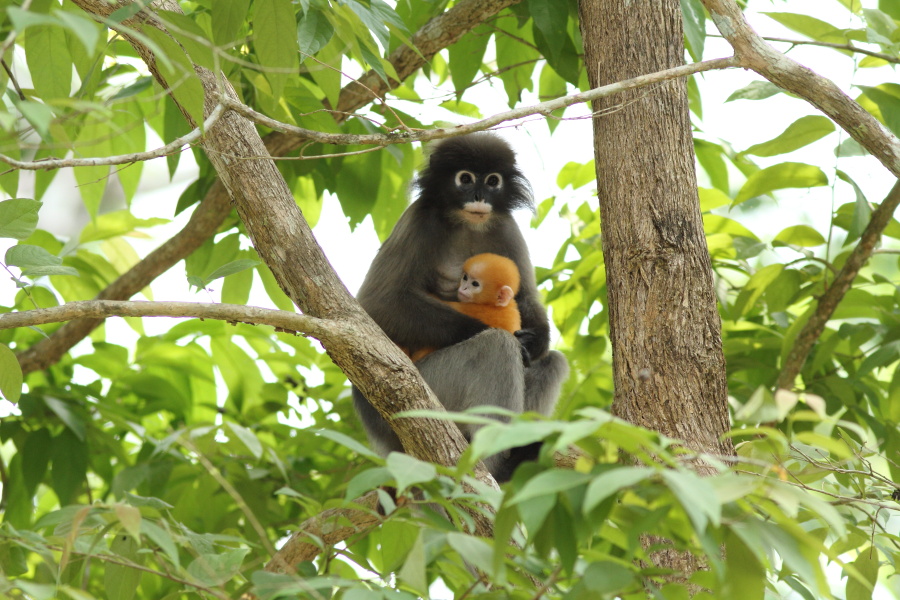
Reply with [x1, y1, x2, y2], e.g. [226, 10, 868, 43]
[472, 281, 480, 288]
[455, 170, 475, 187]
[485, 173, 503, 188]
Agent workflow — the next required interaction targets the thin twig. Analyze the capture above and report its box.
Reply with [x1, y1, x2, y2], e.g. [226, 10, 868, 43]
[0, 104, 225, 171]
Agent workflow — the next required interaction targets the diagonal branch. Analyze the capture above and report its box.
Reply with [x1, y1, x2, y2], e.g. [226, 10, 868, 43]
[777, 181, 900, 389]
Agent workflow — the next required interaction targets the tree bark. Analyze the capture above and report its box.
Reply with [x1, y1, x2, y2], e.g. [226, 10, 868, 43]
[578, 0, 734, 580]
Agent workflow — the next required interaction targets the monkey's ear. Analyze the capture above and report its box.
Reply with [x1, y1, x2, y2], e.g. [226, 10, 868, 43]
[496, 285, 515, 307]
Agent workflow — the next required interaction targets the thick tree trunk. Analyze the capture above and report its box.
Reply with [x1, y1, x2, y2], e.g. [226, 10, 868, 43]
[579, 0, 735, 580]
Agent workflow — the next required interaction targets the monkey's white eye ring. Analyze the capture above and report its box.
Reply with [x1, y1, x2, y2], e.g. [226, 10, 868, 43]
[485, 173, 503, 188]
[455, 170, 476, 186]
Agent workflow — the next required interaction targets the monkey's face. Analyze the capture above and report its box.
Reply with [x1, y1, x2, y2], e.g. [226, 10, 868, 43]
[457, 268, 484, 303]
[453, 170, 505, 226]
[415, 133, 535, 223]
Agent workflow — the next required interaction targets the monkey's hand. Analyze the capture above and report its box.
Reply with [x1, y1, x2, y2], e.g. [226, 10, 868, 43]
[514, 328, 541, 365]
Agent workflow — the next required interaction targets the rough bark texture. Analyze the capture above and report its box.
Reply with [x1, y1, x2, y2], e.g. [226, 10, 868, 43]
[69, 0, 496, 540]
[579, 0, 735, 581]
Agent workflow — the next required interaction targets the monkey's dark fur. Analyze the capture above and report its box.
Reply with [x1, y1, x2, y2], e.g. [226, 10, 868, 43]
[353, 133, 569, 482]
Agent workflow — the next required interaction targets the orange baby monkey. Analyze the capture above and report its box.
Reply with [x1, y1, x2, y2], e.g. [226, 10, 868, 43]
[410, 253, 521, 361]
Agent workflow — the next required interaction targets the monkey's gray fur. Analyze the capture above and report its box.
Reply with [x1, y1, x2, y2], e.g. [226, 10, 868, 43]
[353, 133, 569, 481]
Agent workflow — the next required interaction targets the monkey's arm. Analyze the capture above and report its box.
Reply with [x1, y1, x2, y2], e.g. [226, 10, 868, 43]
[362, 288, 489, 352]
[514, 293, 551, 360]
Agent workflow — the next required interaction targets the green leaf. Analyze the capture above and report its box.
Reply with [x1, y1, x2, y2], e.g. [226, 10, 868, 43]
[157, 12, 216, 71]
[448, 24, 491, 96]
[733, 264, 784, 317]
[723, 529, 765, 600]
[24, 25, 72, 99]
[6, 244, 79, 277]
[495, 16, 539, 107]
[858, 84, 900, 136]
[386, 452, 437, 493]
[203, 259, 260, 286]
[557, 161, 596, 190]
[509, 470, 591, 505]
[0, 199, 42, 240]
[380, 520, 419, 572]
[252, 0, 300, 99]
[446, 533, 494, 577]
[15, 101, 55, 141]
[44, 397, 87, 441]
[734, 162, 828, 205]
[397, 530, 428, 595]
[143, 28, 207, 128]
[583, 466, 655, 514]
[211, 0, 250, 47]
[336, 149, 382, 229]
[837, 170, 871, 242]
[104, 535, 141, 600]
[114, 504, 143, 541]
[846, 548, 880, 600]
[582, 560, 636, 594]
[726, 80, 783, 102]
[346, 0, 407, 50]
[50, 428, 88, 505]
[661, 470, 721, 531]
[742, 116, 835, 157]
[527, 0, 569, 65]
[695, 140, 729, 192]
[681, 0, 706, 61]
[314, 428, 379, 459]
[772, 225, 827, 247]
[0, 343, 23, 404]
[187, 548, 249, 586]
[141, 520, 180, 569]
[79, 211, 168, 243]
[297, 8, 334, 57]
[73, 116, 112, 218]
[227, 422, 263, 459]
[55, 11, 100, 54]
[763, 12, 844, 42]
[21, 429, 52, 495]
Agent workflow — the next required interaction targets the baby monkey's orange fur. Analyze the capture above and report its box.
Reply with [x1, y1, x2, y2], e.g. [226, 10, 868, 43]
[410, 253, 521, 361]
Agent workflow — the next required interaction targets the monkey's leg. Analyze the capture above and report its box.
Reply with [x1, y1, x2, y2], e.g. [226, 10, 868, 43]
[417, 329, 525, 415]
[418, 329, 525, 479]
[352, 386, 404, 458]
[523, 350, 569, 415]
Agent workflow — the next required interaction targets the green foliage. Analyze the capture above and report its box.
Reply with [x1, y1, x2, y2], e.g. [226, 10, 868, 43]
[1, 0, 899, 598]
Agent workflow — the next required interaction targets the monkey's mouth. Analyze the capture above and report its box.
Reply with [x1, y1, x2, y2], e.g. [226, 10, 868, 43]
[461, 201, 492, 224]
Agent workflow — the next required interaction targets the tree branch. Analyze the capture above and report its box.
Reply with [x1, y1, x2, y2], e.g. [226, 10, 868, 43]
[0, 300, 346, 342]
[758, 35, 900, 65]
[701, 0, 900, 179]
[0, 104, 225, 171]
[777, 181, 900, 389]
[219, 55, 739, 153]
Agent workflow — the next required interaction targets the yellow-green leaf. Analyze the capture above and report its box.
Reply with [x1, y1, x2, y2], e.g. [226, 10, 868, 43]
[773, 225, 827, 247]
[735, 162, 828, 205]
